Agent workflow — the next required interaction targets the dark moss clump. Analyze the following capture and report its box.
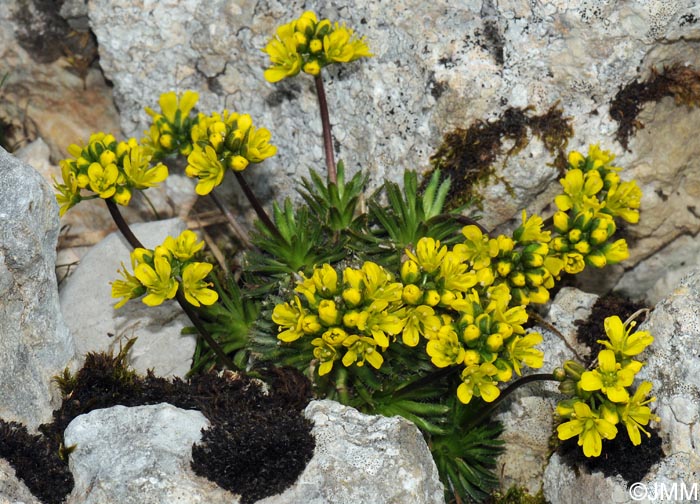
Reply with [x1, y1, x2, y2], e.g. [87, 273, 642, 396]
[610, 64, 700, 150]
[2, 342, 314, 504]
[487, 485, 547, 504]
[0, 420, 73, 504]
[574, 293, 649, 366]
[429, 104, 573, 209]
[559, 425, 664, 485]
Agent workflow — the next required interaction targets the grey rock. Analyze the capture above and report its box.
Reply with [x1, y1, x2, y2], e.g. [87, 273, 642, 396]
[64, 404, 235, 504]
[0, 458, 42, 504]
[63, 400, 444, 504]
[495, 286, 597, 493]
[261, 399, 445, 504]
[58, 218, 196, 378]
[0, 146, 75, 430]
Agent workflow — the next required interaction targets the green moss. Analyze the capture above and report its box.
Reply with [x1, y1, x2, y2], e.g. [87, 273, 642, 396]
[429, 104, 573, 210]
[610, 64, 700, 150]
[487, 486, 548, 504]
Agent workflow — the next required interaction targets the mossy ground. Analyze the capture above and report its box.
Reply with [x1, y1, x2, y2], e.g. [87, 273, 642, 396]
[0, 343, 314, 504]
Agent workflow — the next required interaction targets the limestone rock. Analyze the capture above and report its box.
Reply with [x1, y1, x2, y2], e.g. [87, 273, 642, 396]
[62, 400, 443, 504]
[0, 146, 75, 430]
[0, 458, 42, 504]
[58, 218, 196, 378]
[261, 399, 445, 504]
[495, 286, 597, 493]
[64, 404, 235, 504]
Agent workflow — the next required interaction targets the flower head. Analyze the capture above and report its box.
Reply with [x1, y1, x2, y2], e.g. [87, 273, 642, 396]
[557, 401, 618, 457]
[182, 262, 218, 307]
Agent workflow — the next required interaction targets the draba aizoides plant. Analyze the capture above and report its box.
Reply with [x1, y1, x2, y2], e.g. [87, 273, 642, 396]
[55, 9, 658, 503]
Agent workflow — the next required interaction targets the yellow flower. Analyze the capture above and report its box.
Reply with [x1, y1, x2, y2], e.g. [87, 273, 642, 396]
[312, 338, 339, 376]
[111, 261, 145, 309]
[555, 169, 604, 214]
[181, 262, 218, 307]
[134, 252, 178, 307]
[272, 296, 306, 343]
[557, 401, 617, 457]
[402, 305, 440, 346]
[619, 381, 659, 446]
[365, 311, 404, 348]
[602, 239, 629, 264]
[341, 335, 383, 369]
[243, 125, 277, 163]
[562, 252, 585, 274]
[506, 332, 544, 375]
[54, 161, 81, 216]
[86, 161, 118, 199]
[598, 315, 653, 357]
[438, 252, 477, 292]
[580, 349, 641, 403]
[514, 210, 551, 243]
[461, 225, 498, 269]
[263, 30, 302, 83]
[456, 363, 501, 404]
[121, 139, 168, 189]
[604, 180, 641, 224]
[426, 327, 465, 367]
[309, 264, 338, 296]
[323, 23, 372, 63]
[407, 237, 447, 274]
[186, 145, 225, 195]
[162, 230, 205, 261]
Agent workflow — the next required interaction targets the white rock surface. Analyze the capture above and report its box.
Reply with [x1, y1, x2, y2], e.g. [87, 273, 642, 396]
[261, 399, 445, 504]
[0, 458, 42, 504]
[0, 146, 75, 430]
[62, 400, 444, 504]
[58, 218, 196, 378]
[64, 404, 234, 504]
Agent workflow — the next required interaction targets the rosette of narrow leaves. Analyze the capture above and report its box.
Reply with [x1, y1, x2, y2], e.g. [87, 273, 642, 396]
[299, 160, 368, 232]
[111, 230, 218, 309]
[363, 169, 465, 267]
[554, 315, 658, 457]
[247, 198, 346, 275]
[263, 11, 372, 82]
[186, 111, 276, 195]
[142, 90, 199, 159]
[55, 133, 168, 215]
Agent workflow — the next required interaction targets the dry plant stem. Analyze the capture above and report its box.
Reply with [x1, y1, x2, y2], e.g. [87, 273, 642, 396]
[314, 74, 337, 184]
[105, 199, 236, 370]
[209, 190, 252, 248]
[232, 171, 284, 241]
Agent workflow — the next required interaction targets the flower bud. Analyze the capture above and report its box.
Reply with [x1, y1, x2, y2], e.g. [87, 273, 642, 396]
[400, 259, 421, 283]
[486, 333, 503, 352]
[585, 250, 607, 268]
[318, 299, 340, 325]
[589, 227, 609, 245]
[440, 290, 457, 306]
[496, 260, 512, 277]
[551, 236, 569, 252]
[303, 60, 321, 76]
[528, 286, 550, 304]
[552, 367, 567, 381]
[424, 289, 440, 306]
[342, 288, 363, 307]
[463, 349, 480, 366]
[558, 379, 578, 396]
[522, 252, 544, 268]
[159, 134, 174, 150]
[309, 38, 323, 53]
[343, 310, 360, 328]
[573, 240, 591, 254]
[553, 211, 570, 234]
[113, 186, 132, 206]
[563, 360, 585, 380]
[402, 284, 423, 305]
[463, 324, 480, 343]
[509, 271, 526, 288]
[229, 155, 249, 172]
[568, 150, 585, 169]
[525, 270, 545, 287]
[568, 228, 582, 243]
[301, 314, 321, 334]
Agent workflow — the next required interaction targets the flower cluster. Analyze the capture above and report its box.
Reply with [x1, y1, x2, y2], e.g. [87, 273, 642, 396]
[555, 315, 658, 457]
[273, 233, 546, 405]
[111, 230, 218, 308]
[54, 133, 168, 216]
[263, 11, 372, 83]
[142, 90, 199, 160]
[186, 110, 277, 195]
[550, 145, 641, 274]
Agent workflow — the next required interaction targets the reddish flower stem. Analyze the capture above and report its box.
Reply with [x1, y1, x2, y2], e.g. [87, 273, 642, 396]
[314, 74, 337, 184]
